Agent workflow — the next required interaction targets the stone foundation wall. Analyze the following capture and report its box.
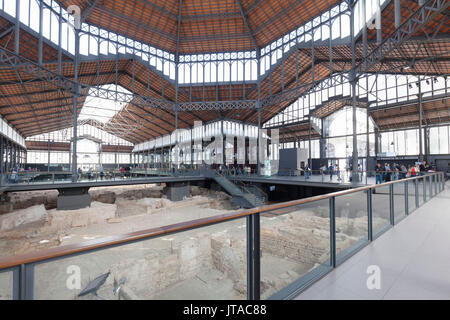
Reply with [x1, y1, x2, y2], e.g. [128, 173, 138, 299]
[106, 231, 213, 298]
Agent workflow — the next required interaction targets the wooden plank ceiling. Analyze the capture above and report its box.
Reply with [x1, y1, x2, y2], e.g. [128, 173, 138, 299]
[57, 0, 341, 53]
[0, 1, 448, 144]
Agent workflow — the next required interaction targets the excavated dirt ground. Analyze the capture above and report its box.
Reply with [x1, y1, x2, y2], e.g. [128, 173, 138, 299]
[0, 185, 392, 300]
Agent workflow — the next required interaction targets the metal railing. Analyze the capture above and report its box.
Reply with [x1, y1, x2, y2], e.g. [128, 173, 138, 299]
[2, 166, 434, 188]
[0, 167, 203, 187]
[0, 171, 444, 300]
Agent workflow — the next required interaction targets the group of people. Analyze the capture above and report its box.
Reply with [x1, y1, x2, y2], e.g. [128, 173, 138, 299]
[7, 165, 24, 184]
[318, 164, 342, 181]
[77, 166, 106, 180]
[218, 164, 253, 176]
[375, 161, 433, 184]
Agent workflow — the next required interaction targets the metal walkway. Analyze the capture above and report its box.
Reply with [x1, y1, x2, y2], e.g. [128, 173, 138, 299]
[295, 181, 450, 300]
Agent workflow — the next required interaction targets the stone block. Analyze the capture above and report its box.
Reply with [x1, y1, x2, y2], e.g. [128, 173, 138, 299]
[0, 204, 47, 232]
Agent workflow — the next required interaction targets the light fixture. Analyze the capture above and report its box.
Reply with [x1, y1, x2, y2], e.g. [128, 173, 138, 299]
[426, 79, 430, 85]
[408, 83, 413, 89]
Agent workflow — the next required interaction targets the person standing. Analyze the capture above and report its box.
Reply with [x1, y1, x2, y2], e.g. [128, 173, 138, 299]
[419, 161, 426, 176]
[375, 163, 383, 184]
[328, 163, 334, 181]
[384, 163, 390, 182]
[401, 164, 407, 179]
[410, 165, 416, 177]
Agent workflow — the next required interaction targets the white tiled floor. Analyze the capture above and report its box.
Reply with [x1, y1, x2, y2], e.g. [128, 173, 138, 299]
[295, 181, 450, 300]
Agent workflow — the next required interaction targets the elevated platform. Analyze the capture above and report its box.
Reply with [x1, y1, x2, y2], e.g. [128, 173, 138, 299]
[233, 174, 367, 189]
[296, 181, 450, 300]
[1, 175, 205, 193]
[1, 170, 372, 193]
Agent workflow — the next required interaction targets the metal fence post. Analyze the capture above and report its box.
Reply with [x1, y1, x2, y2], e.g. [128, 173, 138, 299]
[415, 178, 419, 209]
[423, 176, 427, 202]
[429, 175, 433, 199]
[246, 213, 260, 300]
[404, 181, 408, 215]
[329, 197, 336, 267]
[367, 188, 373, 241]
[13, 264, 34, 300]
[246, 215, 254, 300]
[253, 213, 260, 300]
[434, 174, 437, 195]
[389, 184, 394, 225]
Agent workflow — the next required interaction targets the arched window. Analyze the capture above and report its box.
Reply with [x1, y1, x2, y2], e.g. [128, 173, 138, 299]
[340, 14, 350, 38]
[321, 25, 330, 41]
[89, 35, 98, 55]
[79, 33, 89, 56]
[331, 17, 340, 40]
[42, 8, 51, 39]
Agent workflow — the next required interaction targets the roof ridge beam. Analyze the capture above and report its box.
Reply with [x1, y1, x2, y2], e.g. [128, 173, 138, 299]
[236, 0, 258, 51]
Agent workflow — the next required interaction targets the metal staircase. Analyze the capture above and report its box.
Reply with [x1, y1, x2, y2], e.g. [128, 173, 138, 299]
[214, 174, 266, 208]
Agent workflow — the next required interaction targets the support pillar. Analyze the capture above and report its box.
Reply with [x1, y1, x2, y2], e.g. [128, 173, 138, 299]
[394, 0, 401, 28]
[47, 139, 50, 172]
[71, 30, 80, 182]
[256, 48, 261, 176]
[0, 137, 3, 174]
[418, 83, 424, 161]
[57, 187, 91, 210]
[376, 0, 382, 44]
[163, 182, 190, 201]
[350, 1, 359, 183]
[14, 0, 20, 54]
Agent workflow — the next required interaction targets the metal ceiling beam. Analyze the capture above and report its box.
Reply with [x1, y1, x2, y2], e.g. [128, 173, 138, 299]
[80, 0, 102, 23]
[355, 0, 450, 76]
[0, 26, 13, 40]
[245, 0, 264, 15]
[175, 0, 183, 61]
[236, 0, 258, 50]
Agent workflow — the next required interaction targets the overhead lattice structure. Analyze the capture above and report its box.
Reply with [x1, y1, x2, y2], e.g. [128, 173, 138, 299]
[0, 0, 447, 146]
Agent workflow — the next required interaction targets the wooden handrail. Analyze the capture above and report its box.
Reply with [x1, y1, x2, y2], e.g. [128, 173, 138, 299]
[0, 172, 441, 270]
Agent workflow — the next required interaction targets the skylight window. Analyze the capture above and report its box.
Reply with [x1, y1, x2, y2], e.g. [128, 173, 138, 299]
[78, 84, 132, 123]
